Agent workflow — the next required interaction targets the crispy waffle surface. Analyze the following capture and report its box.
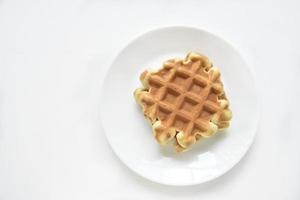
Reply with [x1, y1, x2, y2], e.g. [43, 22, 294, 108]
[134, 52, 232, 152]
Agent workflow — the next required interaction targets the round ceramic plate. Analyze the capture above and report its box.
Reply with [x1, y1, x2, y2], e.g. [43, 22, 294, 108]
[100, 26, 260, 186]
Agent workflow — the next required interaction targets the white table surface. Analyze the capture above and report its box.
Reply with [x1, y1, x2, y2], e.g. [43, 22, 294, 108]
[0, 0, 299, 199]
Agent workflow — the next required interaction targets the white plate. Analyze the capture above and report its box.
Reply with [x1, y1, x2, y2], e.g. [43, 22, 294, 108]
[100, 26, 260, 186]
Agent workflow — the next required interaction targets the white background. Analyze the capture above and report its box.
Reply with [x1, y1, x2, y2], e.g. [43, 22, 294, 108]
[0, 0, 299, 199]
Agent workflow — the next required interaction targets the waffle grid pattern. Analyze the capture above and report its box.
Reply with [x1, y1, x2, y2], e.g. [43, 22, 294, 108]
[134, 53, 232, 152]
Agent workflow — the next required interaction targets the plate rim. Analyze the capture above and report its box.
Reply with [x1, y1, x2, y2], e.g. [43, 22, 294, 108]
[99, 25, 261, 186]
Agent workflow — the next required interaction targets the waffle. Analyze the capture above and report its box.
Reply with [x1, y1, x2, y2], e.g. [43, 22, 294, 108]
[134, 52, 232, 152]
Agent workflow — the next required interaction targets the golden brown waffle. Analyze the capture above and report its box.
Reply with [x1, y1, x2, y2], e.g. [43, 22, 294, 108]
[134, 52, 232, 152]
